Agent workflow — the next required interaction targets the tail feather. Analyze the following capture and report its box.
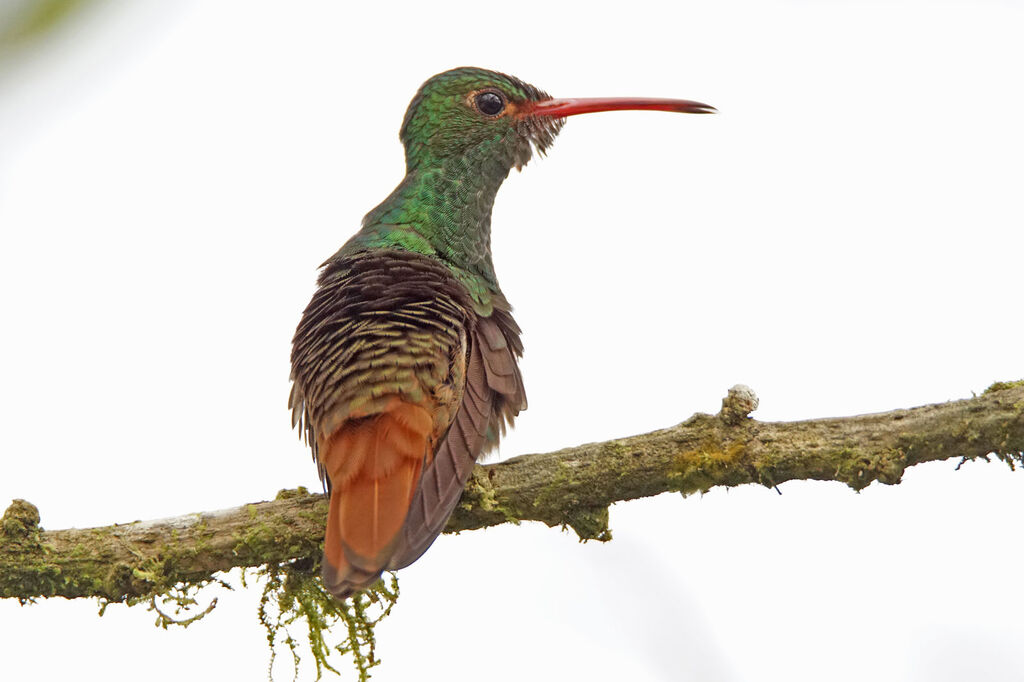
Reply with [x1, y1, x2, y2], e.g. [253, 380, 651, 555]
[320, 402, 432, 600]
[322, 493, 380, 599]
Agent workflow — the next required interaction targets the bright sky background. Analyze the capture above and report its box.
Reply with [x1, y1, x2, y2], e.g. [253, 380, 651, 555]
[1, 1, 1022, 680]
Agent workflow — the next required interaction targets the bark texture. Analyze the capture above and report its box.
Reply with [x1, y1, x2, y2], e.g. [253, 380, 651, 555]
[2, 382, 1022, 603]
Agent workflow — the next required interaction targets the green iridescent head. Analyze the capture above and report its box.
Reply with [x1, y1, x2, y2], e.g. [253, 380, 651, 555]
[351, 68, 715, 297]
[398, 67, 564, 173]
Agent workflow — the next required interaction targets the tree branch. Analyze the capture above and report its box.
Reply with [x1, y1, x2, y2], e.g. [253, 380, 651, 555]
[3, 382, 1022, 603]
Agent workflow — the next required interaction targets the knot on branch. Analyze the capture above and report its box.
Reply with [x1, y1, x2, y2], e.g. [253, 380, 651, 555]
[719, 384, 759, 426]
[1, 499, 40, 538]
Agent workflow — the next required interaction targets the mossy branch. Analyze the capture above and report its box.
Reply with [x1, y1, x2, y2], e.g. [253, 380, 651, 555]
[3, 382, 1023, 603]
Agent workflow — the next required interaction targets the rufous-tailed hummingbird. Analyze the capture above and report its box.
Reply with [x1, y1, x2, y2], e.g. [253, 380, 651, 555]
[289, 67, 714, 600]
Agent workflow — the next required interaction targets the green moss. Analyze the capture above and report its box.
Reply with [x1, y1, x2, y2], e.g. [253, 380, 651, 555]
[1, 498, 396, 680]
[0, 500, 54, 603]
[563, 506, 612, 542]
[1, 499, 41, 538]
[533, 462, 582, 524]
[132, 528, 396, 680]
[0, 552, 60, 605]
[671, 438, 748, 495]
[461, 469, 498, 513]
[256, 558, 400, 681]
[276, 486, 311, 501]
[984, 379, 1024, 394]
[297, 498, 331, 527]
[459, 468, 524, 527]
[108, 549, 399, 680]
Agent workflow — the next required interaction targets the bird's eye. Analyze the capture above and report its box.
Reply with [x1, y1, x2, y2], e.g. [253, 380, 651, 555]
[474, 91, 506, 117]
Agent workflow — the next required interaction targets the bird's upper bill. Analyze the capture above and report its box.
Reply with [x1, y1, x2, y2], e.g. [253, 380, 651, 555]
[522, 97, 717, 118]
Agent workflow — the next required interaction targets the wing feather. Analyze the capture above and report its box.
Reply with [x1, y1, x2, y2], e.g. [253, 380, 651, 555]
[388, 314, 525, 569]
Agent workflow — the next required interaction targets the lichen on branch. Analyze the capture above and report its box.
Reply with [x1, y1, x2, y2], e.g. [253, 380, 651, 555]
[2, 382, 1023, 605]
[3, 381, 1022, 680]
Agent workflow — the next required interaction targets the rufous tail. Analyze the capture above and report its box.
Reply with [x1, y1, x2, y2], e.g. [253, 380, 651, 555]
[320, 401, 433, 600]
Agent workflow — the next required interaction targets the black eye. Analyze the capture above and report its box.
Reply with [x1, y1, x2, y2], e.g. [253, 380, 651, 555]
[475, 91, 505, 116]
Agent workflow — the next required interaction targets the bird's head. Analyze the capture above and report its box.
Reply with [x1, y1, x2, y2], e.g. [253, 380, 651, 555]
[399, 67, 715, 173]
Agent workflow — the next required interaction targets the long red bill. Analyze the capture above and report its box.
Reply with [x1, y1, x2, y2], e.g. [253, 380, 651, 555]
[525, 97, 717, 117]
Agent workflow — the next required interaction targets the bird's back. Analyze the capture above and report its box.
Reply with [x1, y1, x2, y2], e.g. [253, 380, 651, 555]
[289, 247, 525, 598]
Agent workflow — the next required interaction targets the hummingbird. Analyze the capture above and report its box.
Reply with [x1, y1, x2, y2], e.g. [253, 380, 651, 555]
[289, 67, 714, 600]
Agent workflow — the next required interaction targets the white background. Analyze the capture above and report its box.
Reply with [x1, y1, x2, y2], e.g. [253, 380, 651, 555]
[1, 1, 1022, 680]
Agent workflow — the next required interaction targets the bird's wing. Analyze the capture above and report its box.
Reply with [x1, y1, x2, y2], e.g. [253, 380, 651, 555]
[388, 306, 526, 569]
[289, 249, 474, 599]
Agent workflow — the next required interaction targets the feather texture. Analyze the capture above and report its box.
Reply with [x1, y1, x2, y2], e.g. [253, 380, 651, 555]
[287, 68, 565, 600]
[388, 313, 525, 569]
[289, 248, 524, 599]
